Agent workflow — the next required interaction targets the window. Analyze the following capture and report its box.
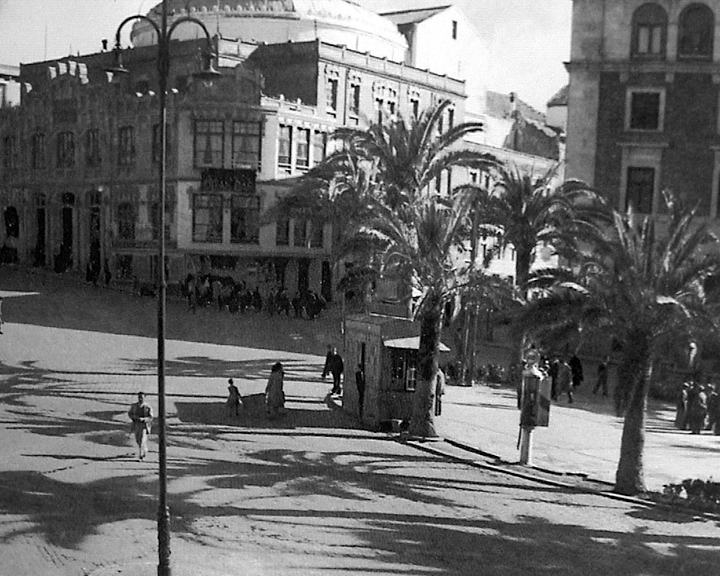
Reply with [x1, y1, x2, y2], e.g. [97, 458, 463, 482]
[296, 128, 310, 169]
[327, 77, 339, 113]
[627, 89, 664, 131]
[276, 218, 290, 246]
[118, 126, 136, 166]
[631, 3, 668, 58]
[4, 206, 19, 238]
[391, 351, 418, 391]
[85, 129, 101, 167]
[452, 20, 458, 40]
[116, 254, 133, 279]
[309, 219, 324, 248]
[117, 202, 136, 240]
[294, 219, 308, 247]
[56, 131, 75, 168]
[448, 107, 455, 130]
[678, 3, 714, 59]
[626, 167, 655, 214]
[410, 95, 420, 119]
[230, 195, 260, 244]
[278, 125, 292, 170]
[313, 131, 327, 165]
[3, 135, 18, 170]
[349, 83, 361, 115]
[194, 120, 224, 167]
[192, 194, 222, 242]
[232, 120, 261, 169]
[31, 133, 45, 169]
[150, 202, 170, 241]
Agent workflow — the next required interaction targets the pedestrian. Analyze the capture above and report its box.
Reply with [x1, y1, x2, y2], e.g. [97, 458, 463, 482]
[225, 378, 243, 417]
[265, 362, 286, 419]
[706, 383, 720, 435]
[128, 391, 153, 460]
[548, 356, 559, 400]
[569, 353, 584, 389]
[0, 295, 3, 334]
[674, 382, 690, 430]
[686, 381, 708, 434]
[434, 368, 446, 416]
[322, 346, 344, 395]
[593, 357, 609, 396]
[355, 363, 366, 418]
[555, 357, 573, 403]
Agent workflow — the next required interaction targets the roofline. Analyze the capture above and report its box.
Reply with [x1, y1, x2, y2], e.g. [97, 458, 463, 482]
[379, 5, 453, 17]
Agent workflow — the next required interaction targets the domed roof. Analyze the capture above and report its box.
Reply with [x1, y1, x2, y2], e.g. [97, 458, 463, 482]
[132, 0, 407, 61]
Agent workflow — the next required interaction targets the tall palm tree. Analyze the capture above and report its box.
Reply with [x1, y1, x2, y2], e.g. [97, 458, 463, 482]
[335, 99, 498, 210]
[519, 191, 720, 495]
[462, 163, 603, 367]
[347, 191, 475, 437]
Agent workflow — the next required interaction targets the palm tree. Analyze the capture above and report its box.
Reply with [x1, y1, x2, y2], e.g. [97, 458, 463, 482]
[348, 191, 475, 437]
[460, 163, 602, 368]
[519, 191, 720, 495]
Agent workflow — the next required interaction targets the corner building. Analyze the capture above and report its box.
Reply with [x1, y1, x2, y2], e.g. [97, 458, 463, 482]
[0, 0, 465, 298]
[566, 0, 720, 218]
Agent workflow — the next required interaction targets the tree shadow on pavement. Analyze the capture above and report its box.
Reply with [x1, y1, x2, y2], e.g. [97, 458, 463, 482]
[174, 393, 358, 431]
[121, 355, 323, 382]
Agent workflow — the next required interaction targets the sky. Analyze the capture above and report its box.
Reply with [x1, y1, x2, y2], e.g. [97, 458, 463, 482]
[0, 0, 572, 111]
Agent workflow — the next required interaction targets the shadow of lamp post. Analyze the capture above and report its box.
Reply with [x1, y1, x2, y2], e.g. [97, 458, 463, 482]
[108, 1, 220, 574]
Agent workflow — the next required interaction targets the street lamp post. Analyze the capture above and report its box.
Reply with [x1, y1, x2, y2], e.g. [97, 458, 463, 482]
[110, 2, 219, 575]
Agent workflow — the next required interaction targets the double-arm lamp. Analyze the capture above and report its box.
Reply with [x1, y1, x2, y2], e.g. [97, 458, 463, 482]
[108, 1, 219, 575]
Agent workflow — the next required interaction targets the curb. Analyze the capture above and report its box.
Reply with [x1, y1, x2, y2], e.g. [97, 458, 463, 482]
[401, 435, 720, 521]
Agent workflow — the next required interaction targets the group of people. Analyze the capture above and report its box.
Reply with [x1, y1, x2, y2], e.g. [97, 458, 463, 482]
[126, 362, 289, 459]
[544, 353, 585, 404]
[675, 380, 720, 435]
[182, 274, 327, 320]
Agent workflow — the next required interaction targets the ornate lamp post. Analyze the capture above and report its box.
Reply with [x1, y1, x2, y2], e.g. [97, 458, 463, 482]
[109, 2, 219, 575]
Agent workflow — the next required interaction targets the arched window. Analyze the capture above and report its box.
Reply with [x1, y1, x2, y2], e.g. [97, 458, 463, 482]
[631, 3, 668, 58]
[678, 3, 715, 59]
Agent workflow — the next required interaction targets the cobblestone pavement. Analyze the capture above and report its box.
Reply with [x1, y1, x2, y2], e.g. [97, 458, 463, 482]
[1, 271, 719, 575]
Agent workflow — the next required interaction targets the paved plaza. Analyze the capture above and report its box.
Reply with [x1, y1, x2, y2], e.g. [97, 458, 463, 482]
[1, 269, 719, 575]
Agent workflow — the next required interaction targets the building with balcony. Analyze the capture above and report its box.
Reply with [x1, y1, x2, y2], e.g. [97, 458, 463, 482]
[0, 0, 561, 300]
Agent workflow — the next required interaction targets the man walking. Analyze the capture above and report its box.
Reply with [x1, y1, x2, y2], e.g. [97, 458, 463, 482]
[128, 392, 153, 460]
[593, 357, 609, 396]
[322, 346, 344, 396]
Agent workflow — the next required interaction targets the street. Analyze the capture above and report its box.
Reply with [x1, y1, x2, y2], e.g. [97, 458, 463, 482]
[0, 269, 719, 575]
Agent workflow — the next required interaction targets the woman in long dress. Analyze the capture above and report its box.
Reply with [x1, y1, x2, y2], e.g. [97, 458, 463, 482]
[265, 362, 286, 419]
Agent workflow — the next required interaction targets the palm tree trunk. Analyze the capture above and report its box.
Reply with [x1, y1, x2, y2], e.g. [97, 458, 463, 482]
[614, 347, 652, 495]
[408, 297, 442, 438]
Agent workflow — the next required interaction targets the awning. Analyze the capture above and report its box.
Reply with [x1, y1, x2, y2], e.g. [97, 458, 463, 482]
[383, 336, 450, 352]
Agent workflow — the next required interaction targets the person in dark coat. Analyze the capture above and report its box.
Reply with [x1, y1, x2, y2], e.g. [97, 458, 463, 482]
[569, 353, 584, 389]
[322, 346, 344, 395]
[225, 378, 243, 417]
[434, 368, 446, 416]
[593, 357, 609, 396]
[706, 383, 720, 435]
[687, 381, 708, 434]
[675, 382, 690, 430]
[355, 364, 366, 418]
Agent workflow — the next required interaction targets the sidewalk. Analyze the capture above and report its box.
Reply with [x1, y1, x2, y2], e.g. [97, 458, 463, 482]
[436, 381, 720, 491]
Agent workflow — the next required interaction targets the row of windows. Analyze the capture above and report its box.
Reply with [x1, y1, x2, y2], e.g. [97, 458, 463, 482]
[631, 2, 715, 59]
[194, 120, 262, 170]
[2, 126, 163, 171]
[325, 77, 425, 123]
[191, 193, 261, 244]
[278, 125, 327, 174]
